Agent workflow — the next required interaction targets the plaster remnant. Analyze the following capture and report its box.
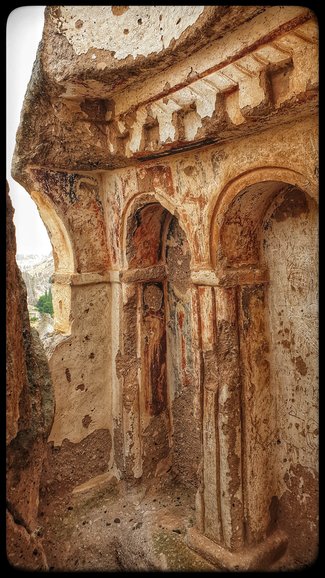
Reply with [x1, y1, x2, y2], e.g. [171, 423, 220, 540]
[82, 415, 92, 428]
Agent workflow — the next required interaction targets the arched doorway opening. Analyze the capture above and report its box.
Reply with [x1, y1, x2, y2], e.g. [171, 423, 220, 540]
[120, 197, 200, 493]
[30, 189, 75, 335]
[10, 183, 74, 341]
[219, 179, 318, 542]
[192, 175, 318, 567]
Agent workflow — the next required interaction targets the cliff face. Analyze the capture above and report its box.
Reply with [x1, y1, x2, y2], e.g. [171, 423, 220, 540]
[6, 183, 55, 570]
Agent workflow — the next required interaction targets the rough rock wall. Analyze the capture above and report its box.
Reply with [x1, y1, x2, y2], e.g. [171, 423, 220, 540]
[263, 189, 318, 565]
[6, 183, 55, 569]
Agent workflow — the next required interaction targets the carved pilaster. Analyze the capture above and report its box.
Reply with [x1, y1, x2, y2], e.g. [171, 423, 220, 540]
[188, 270, 286, 569]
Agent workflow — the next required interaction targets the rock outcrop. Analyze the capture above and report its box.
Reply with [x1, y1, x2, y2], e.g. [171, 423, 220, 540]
[6, 183, 55, 570]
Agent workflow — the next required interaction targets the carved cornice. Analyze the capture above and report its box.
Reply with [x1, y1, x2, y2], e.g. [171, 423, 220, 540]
[12, 13, 318, 176]
[105, 20, 318, 161]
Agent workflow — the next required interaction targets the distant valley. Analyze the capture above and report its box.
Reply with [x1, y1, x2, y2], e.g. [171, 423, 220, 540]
[16, 253, 55, 338]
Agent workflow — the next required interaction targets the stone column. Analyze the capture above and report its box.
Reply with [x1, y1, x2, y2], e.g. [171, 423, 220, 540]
[189, 272, 244, 550]
[119, 280, 143, 479]
[187, 268, 287, 570]
[51, 274, 72, 333]
[236, 282, 278, 546]
[49, 272, 113, 448]
[119, 265, 167, 480]
[214, 284, 244, 549]
[107, 271, 124, 476]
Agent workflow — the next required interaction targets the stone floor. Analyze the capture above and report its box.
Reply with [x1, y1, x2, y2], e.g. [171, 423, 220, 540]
[38, 472, 217, 571]
[37, 465, 305, 572]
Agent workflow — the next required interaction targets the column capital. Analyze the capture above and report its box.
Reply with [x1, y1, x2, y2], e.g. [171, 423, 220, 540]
[191, 269, 218, 286]
[53, 266, 170, 286]
[120, 264, 167, 284]
[191, 267, 269, 287]
[53, 271, 119, 286]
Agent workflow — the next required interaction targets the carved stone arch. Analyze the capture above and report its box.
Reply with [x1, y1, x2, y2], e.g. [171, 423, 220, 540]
[119, 191, 197, 485]
[31, 189, 75, 274]
[120, 191, 191, 270]
[30, 189, 75, 333]
[209, 166, 317, 270]
[190, 165, 318, 566]
[29, 169, 110, 275]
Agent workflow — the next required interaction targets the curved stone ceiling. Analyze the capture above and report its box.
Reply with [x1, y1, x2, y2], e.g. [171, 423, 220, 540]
[57, 6, 205, 59]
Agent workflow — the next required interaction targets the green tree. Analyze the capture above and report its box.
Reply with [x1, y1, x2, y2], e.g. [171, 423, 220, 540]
[36, 288, 53, 316]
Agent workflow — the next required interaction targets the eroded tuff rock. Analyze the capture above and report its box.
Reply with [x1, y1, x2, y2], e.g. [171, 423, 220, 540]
[9, 5, 318, 572]
[6, 183, 55, 570]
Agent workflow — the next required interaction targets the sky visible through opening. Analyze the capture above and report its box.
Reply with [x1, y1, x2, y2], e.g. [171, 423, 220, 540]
[7, 6, 51, 256]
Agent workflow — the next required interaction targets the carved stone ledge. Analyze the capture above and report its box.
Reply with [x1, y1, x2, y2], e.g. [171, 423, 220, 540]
[53, 271, 114, 286]
[191, 270, 219, 286]
[107, 20, 318, 160]
[191, 267, 269, 287]
[53, 267, 169, 286]
[187, 527, 288, 571]
[120, 264, 167, 284]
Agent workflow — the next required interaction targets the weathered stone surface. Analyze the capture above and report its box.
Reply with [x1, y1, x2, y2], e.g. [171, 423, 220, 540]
[6, 184, 55, 569]
[6, 510, 48, 571]
[12, 6, 317, 176]
[9, 5, 318, 572]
